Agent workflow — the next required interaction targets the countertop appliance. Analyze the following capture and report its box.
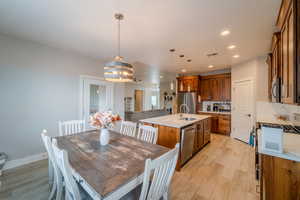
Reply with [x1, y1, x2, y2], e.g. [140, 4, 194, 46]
[177, 92, 197, 114]
[181, 125, 196, 165]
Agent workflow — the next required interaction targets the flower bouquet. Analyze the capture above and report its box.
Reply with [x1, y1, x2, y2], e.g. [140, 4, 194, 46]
[90, 111, 121, 145]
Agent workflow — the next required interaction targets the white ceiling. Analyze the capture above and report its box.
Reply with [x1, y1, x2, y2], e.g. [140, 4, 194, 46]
[0, 0, 281, 83]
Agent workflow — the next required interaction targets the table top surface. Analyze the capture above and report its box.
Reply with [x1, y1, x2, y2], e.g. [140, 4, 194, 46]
[56, 130, 169, 197]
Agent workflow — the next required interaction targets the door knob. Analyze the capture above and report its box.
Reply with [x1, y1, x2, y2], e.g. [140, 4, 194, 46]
[246, 114, 251, 117]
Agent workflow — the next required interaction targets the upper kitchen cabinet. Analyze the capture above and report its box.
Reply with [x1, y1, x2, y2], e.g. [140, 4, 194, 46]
[267, 33, 281, 102]
[271, 0, 300, 104]
[177, 76, 199, 93]
[200, 73, 231, 101]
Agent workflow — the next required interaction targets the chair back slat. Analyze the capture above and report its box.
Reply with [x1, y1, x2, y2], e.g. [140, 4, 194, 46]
[139, 143, 179, 200]
[58, 120, 85, 136]
[120, 121, 137, 137]
[137, 125, 158, 144]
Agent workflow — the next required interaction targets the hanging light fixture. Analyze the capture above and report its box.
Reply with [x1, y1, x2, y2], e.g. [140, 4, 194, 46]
[104, 13, 134, 82]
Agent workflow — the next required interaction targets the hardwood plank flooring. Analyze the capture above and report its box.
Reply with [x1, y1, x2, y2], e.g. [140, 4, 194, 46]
[0, 134, 259, 200]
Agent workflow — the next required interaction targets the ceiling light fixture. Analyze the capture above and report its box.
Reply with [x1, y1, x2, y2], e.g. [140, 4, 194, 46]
[160, 76, 164, 78]
[208, 65, 214, 68]
[104, 13, 134, 82]
[220, 30, 230, 36]
[228, 45, 236, 49]
[233, 54, 240, 58]
[181, 69, 187, 73]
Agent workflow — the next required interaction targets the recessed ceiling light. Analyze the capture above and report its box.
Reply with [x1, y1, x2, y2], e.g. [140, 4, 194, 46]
[233, 54, 240, 58]
[169, 49, 175, 52]
[181, 69, 187, 73]
[220, 30, 230, 36]
[208, 65, 214, 68]
[228, 45, 236, 49]
[179, 55, 185, 58]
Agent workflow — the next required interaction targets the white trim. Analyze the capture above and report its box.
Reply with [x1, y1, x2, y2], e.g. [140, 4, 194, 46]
[3, 152, 48, 171]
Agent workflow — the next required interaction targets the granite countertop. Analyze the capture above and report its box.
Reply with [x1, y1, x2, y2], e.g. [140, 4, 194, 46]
[139, 114, 211, 128]
[198, 111, 231, 115]
[257, 129, 300, 162]
[257, 118, 300, 127]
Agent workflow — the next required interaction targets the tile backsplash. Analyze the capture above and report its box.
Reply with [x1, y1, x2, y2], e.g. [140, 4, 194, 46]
[256, 101, 300, 122]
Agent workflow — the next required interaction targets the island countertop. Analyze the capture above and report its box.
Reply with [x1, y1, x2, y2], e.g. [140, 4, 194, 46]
[139, 114, 211, 128]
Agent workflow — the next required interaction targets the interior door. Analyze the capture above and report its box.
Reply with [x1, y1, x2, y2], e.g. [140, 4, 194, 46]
[82, 78, 114, 129]
[232, 79, 254, 143]
[134, 90, 144, 112]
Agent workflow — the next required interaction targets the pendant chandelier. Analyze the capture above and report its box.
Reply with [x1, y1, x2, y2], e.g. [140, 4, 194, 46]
[104, 13, 134, 82]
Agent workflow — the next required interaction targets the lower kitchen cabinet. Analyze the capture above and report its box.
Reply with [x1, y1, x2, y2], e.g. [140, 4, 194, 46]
[260, 154, 300, 200]
[193, 118, 211, 154]
[199, 112, 231, 136]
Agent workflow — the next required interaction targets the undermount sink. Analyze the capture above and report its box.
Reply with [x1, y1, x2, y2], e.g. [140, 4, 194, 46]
[179, 117, 197, 121]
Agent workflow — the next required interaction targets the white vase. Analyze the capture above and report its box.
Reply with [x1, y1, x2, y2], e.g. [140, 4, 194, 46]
[99, 128, 110, 146]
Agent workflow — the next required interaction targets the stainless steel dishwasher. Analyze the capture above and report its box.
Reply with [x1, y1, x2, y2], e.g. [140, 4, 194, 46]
[181, 124, 196, 165]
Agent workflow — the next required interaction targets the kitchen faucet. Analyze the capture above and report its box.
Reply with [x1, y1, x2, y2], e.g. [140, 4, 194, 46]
[179, 104, 190, 116]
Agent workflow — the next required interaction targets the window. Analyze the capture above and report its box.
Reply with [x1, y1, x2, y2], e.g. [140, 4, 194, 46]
[151, 95, 157, 106]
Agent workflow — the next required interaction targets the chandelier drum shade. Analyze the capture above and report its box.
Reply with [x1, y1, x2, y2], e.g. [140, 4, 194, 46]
[104, 13, 134, 82]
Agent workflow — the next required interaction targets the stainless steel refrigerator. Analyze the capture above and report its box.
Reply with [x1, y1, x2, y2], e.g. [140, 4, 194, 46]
[177, 92, 197, 114]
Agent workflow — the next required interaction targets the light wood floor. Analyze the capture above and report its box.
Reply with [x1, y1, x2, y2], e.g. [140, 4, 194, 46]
[0, 134, 259, 200]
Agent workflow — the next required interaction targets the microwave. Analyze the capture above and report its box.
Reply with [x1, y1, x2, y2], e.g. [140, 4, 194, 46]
[271, 77, 281, 103]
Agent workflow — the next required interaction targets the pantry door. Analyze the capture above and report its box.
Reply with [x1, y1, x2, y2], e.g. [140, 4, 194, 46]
[80, 77, 113, 129]
[231, 78, 254, 143]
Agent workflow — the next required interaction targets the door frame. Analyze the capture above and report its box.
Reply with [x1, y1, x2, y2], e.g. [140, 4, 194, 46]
[79, 75, 114, 122]
[231, 77, 255, 140]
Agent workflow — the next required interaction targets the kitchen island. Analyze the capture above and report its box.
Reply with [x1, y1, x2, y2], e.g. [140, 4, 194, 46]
[140, 114, 211, 170]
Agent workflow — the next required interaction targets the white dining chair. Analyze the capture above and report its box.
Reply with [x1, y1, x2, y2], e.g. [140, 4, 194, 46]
[51, 139, 92, 200]
[58, 120, 85, 136]
[120, 121, 137, 137]
[137, 125, 158, 144]
[41, 130, 63, 200]
[139, 143, 179, 200]
[122, 143, 180, 200]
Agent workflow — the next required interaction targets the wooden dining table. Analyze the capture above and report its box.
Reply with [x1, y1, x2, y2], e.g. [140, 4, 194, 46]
[55, 130, 169, 200]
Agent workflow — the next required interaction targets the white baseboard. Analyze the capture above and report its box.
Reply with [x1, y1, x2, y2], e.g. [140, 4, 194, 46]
[3, 152, 48, 171]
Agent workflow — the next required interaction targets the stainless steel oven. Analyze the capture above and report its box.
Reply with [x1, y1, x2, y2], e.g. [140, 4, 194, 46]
[271, 77, 281, 102]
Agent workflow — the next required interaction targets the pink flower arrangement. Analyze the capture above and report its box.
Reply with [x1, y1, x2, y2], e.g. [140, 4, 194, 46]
[89, 111, 121, 129]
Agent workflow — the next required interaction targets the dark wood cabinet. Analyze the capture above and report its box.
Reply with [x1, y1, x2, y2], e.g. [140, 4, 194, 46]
[218, 115, 231, 135]
[269, 0, 300, 104]
[177, 76, 199, 93]
[200, 73, 231, 101]
[193, 121, 204, 154]
[268, 33, 281, 101]
[200, 79, 211, 100]
[199, 112, 231, 136]
[260, 154, 300, 200]
[281, 6, 295, 104]
[211, 115, 219, 133]
[203, 118, 211, 144]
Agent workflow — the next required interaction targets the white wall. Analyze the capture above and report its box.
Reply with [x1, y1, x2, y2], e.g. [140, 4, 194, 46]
[231, 56, 300, 130]
[231, 56, 269, 135]
[0, 34, 124, 162]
